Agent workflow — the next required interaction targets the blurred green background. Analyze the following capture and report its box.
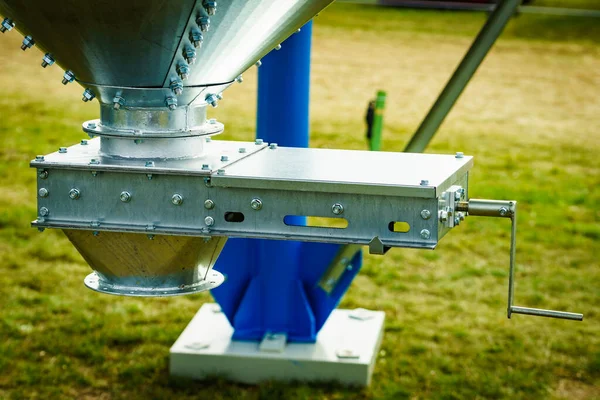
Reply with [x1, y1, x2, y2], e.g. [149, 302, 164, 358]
[0, 2, 598, 399]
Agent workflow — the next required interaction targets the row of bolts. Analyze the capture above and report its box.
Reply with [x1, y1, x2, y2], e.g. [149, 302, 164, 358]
[1, 1, 283, 111]
[37, 186, 436, 238]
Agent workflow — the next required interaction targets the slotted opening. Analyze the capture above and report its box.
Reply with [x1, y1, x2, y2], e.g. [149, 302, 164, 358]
[388, 221, 410, 233]
[284, 215, 348, 229]
[224, 212, 245, 223]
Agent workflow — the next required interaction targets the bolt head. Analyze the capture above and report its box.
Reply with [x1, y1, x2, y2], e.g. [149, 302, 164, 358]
[39, 207, 49, 217]
[239, 147, 246, 153]
[255, 139, 264, 145]
[204, 199, 215, 210]
[38, 188, 49, 198]
[172, 194, 184, 206]
[250, 198, 263, 211]
[420, 179, 429, 186]
[217, 169, 225, 175]
[145, 161, 155, 168]
[59, 147, 67, 154]
[420, 209, 431, 220]
[455, 152, 464, 159]
[204, 216, 215, 226]
[120, 191, 132, 203]
[269, 143, 278, 150]
[35, 155, 45, 161]
[38, 170, 49, 179]
[499, 207, 509, 217]
[420, 229, 431, 240]
[80, 139, 88, 145]
[202, 164, 210, 170]
[69, 188, 80, 200]
[220, 155, 229, 162]
[332, 203, 344, 215]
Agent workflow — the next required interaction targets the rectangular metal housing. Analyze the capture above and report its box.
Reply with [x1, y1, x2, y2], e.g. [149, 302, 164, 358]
[31, 139, 472, 252]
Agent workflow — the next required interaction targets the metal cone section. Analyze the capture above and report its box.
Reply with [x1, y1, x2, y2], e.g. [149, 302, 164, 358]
[0, 0, 333, 93]
[64, 230, 227, 296]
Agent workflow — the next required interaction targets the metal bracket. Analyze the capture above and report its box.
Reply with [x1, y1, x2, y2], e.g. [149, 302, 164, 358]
[458, 199, 583, 321]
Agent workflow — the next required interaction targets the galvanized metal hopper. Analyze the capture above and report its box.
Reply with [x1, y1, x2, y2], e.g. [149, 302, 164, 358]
[0, 0, 333, 296]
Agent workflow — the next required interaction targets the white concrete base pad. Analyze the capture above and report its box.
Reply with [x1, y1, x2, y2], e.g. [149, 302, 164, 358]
[170, 303, 385, 386]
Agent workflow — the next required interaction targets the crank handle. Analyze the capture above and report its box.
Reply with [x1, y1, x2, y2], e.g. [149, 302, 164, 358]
[458, 199, 583, 322]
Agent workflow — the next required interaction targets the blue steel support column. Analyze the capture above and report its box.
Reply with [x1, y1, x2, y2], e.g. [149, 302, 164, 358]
[211, 22, 362, 342]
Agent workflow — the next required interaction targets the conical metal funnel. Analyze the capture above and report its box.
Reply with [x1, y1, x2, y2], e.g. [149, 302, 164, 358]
[64, 230, 227, 297]
[0, 0, 333, 106]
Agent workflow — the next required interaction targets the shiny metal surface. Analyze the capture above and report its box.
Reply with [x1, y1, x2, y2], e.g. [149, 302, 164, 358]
[0, 0, 333, 98]
[212, 147, 474, 198]
[64, 230, 227, 296]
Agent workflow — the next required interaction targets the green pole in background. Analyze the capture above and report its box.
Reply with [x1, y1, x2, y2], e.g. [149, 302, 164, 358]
[369, 90, 387, 151]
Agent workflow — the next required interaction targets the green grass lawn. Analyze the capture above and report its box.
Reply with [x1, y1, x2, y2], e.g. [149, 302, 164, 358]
[0, 4, 598, 400]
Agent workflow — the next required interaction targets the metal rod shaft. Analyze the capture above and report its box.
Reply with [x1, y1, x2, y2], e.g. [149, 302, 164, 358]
[510, 306, 584, 321]
[403, 0, 521, 153]
[508, 205, 517, 318]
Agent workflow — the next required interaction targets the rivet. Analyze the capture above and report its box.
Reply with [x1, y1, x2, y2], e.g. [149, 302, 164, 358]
[20, 35, 35, 51]
[38, 188, 49, 198]
[204, 216, 215, 226]
[196, 15, 210, 32]
[82, 88, 95, 102]
[172, 194, 184, 205]
[113, 95, 125, 110]
[69, 188, 81, 200]
[166, 96, 177, 111]
[0, 18, 15, 33]
[205, 94, 218, 108]
[250, 198, 263, 211]
[170, 79, 183, 96]
[203, 0, 217, 15]
[420, 229, 431, 240]
[41, 53, 54, 68]
[62, 70, 75, 85]
[275, 44, 282, 51]
[235, 75, 243, 83]
[120, 191, 132, 203]
[420, 209, 431, 220]
[189, 30, 203, 48]
[255, 60, 262, 67]
[204, 199, 215, 210]
[176, 64, 190, 80]
[183, 47, 197, 65]
[332, 203, 344, 215]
